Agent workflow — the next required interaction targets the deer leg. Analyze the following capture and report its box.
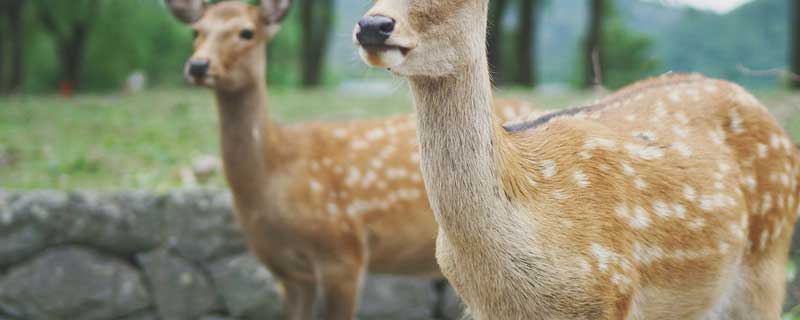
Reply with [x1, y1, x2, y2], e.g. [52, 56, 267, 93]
[281, 278, 317, 320]
[317, 262, 365, 320]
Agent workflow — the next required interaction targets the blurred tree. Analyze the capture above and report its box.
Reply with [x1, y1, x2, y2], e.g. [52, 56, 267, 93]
[488, 0, 509, 84]
[32, 0, 101, 91]
[515, 0, 538, 87]
[0, 0, 24, 93]
[584, 0, 605, 88]
[298, 0, 334, 87]
[577, 0, 658, 89]
[792, 0, 800, 89]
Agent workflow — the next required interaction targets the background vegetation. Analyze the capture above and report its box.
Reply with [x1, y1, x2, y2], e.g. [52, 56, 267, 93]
[0, 0, 793, 93]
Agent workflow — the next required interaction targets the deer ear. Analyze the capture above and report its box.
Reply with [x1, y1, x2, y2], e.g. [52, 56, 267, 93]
[259, 0, 291, 25]
[165, 0, 205, 24]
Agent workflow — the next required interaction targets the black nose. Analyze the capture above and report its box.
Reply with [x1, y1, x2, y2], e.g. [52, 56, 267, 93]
[356, 16, 395, 46]
[188, 59, 210, 78]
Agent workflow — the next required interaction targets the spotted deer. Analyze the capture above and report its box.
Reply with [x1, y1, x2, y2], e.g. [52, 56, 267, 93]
[355, 1, 799, 319]
[164, 1, 538, 319]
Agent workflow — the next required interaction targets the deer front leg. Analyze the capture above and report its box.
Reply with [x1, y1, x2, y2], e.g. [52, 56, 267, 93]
[281, 278, 317, 320]
[317, 262, 366, 320]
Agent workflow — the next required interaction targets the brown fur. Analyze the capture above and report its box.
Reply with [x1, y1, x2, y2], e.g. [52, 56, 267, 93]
[356, 1, 798, 319]
[165, 1, 539, 319]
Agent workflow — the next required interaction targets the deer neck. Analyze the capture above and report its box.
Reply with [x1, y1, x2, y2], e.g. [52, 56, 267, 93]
[409, 58, 521, 246]
[214, 71, 283, 210]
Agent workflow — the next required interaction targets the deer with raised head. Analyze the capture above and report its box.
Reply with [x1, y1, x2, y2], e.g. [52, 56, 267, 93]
[355, 1, 798, 319]
[163, 1, 537, 319]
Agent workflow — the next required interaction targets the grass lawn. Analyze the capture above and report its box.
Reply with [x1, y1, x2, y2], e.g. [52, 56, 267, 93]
[1, 86, 799, 190]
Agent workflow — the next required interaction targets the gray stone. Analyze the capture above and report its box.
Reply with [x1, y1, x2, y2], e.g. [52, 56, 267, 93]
[137, 248, 221, 320]
[0, 247, 150, 320]
[161, 190, 246, 262]
[117, 310, 159, 320]
[358, 275, 438, 320]
[440, 282, 467, 320]
[0, 191, 165, 267]
[208, 254, 282, 319]
[200, 316, 242, 320]
[0, 191, 65, 267]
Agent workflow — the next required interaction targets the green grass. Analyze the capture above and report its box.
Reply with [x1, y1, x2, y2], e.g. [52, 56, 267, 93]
[0, 87, 798, 190]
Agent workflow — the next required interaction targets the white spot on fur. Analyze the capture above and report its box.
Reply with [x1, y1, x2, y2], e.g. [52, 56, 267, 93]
[673, 204, 687, 219]
[574, 171, 590, 188]
[333, 128, 348, 138]
[672, 142, 692, 157]
[688, 218, 705, 231]
[625, 144, 664, 161]
[344, 167, 361, 187]
[540, 160, 557, 178]
[709, 127, 726, 145]
[669, 92, 681, 103]
[386, 167, 409, 180]
[585, 138, 617, 150]
[761, 192, 773, 215]
[672, 126, 689, 138]
[371, 159, 383, 169]
[684, 185, 697, 201]
[743, 175, 757, 192]
[365, 128, 386, 141]
[634, 178, 647, 190]
[770, 134, 781, 150]
[309, 179, 323, 193]
[622, 162, 636, 176]
[379, 146, 396, 159]
[592, 244, 614, 272]
[757, 143, 768, 158]
[327, 203, 340, 215]
[653, 201, 672, 218]
[351, 139, 368, 150]
[729, 110, 745, 134]
[362, 171, 378, 188]
[617, 206, 650, 229]
[578, 259, 592, 273]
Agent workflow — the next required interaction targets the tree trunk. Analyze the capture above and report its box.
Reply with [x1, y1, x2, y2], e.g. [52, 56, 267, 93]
[487, 0, 508, 84]
[584, 0, 605, 88]
[0, 5, 5, 93]
[6, 0, 24, 93]
[35, 0, 98, 93]
[300, 0, 333, 88]
[792, 0, 800, 89]
[515, 0, 537, 87]
[62, 24, 89, 90]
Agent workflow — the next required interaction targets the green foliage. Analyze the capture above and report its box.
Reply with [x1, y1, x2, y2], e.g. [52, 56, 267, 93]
[656, 0, 787, 88]
[572, 0, 660, 89]
[18, 0, 305, 93]
[601, 17, 660, 88]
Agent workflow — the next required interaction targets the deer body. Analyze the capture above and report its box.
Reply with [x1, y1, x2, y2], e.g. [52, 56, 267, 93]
[166, 1, 536, 318]
[356, 1, 798, 319]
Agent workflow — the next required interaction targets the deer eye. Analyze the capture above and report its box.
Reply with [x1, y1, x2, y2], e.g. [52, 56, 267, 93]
[239, 29, 254, 40]
[192, 29, 199, 39]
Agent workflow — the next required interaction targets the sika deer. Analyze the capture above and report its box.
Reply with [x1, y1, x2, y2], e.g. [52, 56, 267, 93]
[164, 1, 537, 319]
[355, 1, 798, 319]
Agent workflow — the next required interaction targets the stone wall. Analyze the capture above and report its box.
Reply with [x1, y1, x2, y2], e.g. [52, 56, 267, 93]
[0, 190, 463, 320]
[2, 190, 800, 320]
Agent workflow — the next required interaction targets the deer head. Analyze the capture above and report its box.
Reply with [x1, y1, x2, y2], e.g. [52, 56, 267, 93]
[353, 0, 488, 77]
[165, 0, 291, 91]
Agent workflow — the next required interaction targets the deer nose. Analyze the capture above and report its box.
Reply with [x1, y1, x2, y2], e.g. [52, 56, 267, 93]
[188, 59, 210, 78]
[356, 16, 395, 46]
